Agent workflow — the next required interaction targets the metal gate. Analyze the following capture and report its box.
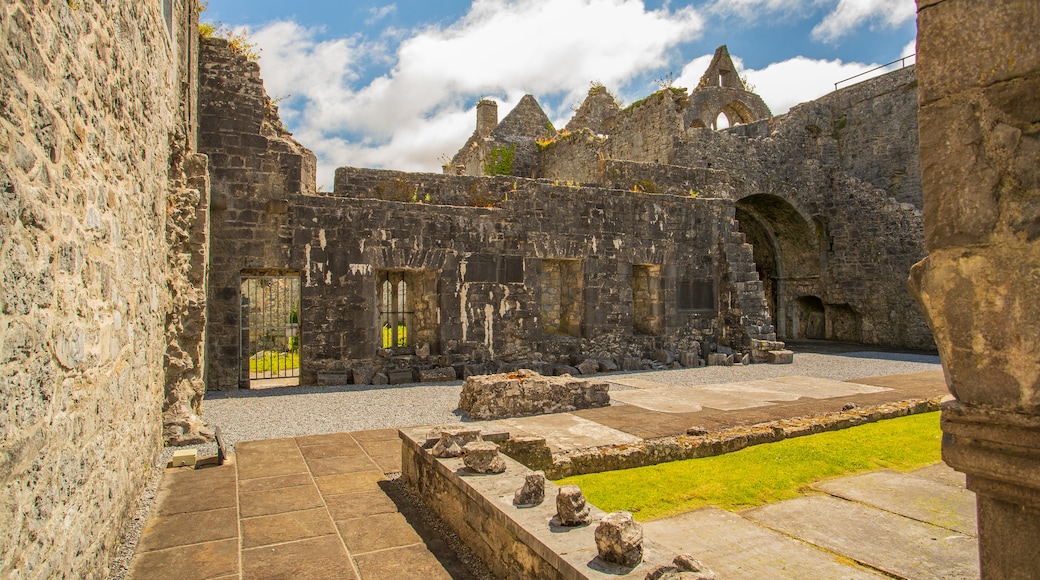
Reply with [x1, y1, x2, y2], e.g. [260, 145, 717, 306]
[240, 273, 301, 386]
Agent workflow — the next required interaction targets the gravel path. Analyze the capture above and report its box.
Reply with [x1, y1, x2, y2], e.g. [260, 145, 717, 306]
[201, 351, 941, 452]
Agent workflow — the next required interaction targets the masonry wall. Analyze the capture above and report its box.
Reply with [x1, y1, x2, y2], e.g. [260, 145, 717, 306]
[307, 175, 766, 380]
[199, 37, 316, 390]
[0, 0, 196, 574]
[539, 67, 931, 350]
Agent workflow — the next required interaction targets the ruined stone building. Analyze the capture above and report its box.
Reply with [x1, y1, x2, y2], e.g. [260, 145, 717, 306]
[4, 0, 1037, 575]
[451, 45, 928, 353]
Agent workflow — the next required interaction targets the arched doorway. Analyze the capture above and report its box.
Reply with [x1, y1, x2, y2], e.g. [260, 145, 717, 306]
[734, 194, 821, 339]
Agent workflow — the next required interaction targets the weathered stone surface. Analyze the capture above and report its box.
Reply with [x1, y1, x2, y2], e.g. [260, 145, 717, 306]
[431, 428, 483, 458]
[0, 0, 204, 573]
[622, 356, 643, 371]
[645, 555, 717, 580]
[706, 353, 732, 366]
[678, 351, 698, 368]
[598, 359, 619, 372]
[414, 342, 431, 359]
[553, 364, 581, 376]
[458, 369, 610, 420]
[352, 365, 375, 385]
[372, 372, 389, 385]
[907, 3, 1040, 573]
[499, 436, 554, 473]
[317, 372, 352, 386]
[462, 441, 506, 474]
[751, 339, 786, 363]
[513, 471, 546, 506]
[654, 349, 675, 365]
[768, 350, 794, 364]
[595, 511, 644, 568]
[555, 485, 592, 526]
[418, 366, 458, 382]
[577, 359, 601, 375]
[388, 369, 415, 384]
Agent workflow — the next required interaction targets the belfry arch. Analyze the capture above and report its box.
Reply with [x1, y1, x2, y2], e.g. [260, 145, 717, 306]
[734, 194, 822, 340]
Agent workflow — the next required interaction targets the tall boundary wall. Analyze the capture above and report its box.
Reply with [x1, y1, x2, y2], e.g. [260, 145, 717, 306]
[0, 0, 203, 574]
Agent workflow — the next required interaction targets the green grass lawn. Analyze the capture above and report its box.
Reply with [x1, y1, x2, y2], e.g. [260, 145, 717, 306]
[555, 411, 942, 521]
[249, 350, 299, 374]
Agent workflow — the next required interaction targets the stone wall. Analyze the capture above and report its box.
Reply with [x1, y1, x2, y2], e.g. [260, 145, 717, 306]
[297, 177, 764, 383]
[0, 0, 199, 574]
[212, 159, 772, 386]
[536, 66, 931, 350]
[199, 36, 316, 390]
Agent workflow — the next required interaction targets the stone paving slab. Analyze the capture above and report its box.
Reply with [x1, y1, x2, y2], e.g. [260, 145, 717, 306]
[611, 385, 776, 412]
[766, 376, 892, 398]
[500, 413, 643, 452]
[643, 506, 884, 579]
[846, 369, 946, 390]
[608, 386, 706, 413]
[911, 461, 966, 488]
[605, 376, 674, 390]
[607, 376, 891, 415]
[743, 494, 978, 579]
[812, 469, 977, 535]
[128, 429, 461, 580]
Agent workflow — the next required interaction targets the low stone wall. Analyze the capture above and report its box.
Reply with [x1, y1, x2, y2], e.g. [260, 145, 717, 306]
[501, 398, 944, 479]
[398, 428, 674, 579]
[458, 370, 610, 420]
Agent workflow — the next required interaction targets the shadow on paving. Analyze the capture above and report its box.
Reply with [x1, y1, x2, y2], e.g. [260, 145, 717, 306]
[379, 479, 491, 580]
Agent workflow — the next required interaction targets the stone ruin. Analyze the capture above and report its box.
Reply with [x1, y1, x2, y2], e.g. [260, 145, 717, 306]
[6, 0, 1040, 575]
[554, 485, 593, 527]
[595, 510, 644, 568]
[458, 369, 610, 420]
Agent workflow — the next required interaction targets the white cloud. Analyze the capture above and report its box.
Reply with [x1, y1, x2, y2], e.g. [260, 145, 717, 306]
[708, 0, 824, 19]
[677, 52, 882, 115]
[366, 4, 397, 26]
[707, 0, 915, 43]
[244, 0, 705, 188]
[811, 0, 916, 42]
[745, 56, 879, 113]
[901, 38, 916, 58]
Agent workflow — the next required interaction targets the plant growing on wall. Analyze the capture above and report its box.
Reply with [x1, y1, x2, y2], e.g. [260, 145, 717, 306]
[199, 2, 261, 62]
[483, 144, 515, 176]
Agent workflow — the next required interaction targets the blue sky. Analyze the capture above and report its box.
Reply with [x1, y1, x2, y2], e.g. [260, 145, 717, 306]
[203, 0, 918, 188]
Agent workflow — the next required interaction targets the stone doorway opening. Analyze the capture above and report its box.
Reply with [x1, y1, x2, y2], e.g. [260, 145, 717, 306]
[796, 295, 826, 339]
[240, 271, 301, 388]
[734, 194, 821, 340]
[541, 259, 584, 337]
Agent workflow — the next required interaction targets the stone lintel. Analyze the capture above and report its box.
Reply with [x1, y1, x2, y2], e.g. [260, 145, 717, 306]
[941, 400, 1040, 509]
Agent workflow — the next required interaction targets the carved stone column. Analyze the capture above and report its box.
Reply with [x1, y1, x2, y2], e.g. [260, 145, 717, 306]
[909, 0, 1040, 576]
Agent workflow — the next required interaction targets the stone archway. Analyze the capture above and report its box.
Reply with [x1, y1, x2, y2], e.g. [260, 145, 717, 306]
[734, 194, 821, 340]
[714, 100, 756, 129]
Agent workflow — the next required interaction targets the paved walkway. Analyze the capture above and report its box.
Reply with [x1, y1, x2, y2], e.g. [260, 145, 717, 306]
[126, 430, 469, 579]
[127, 369, 957, 579]
[646, 463, 978, 579]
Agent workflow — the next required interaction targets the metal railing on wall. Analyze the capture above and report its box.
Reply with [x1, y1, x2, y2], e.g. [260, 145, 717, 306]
[834, 53, 916, 91]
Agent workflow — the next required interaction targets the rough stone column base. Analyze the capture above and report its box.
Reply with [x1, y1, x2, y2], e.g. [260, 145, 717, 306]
[941, 400, 1040, 577]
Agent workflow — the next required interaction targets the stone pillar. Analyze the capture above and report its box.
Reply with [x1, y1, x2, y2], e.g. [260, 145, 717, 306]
[908, 1, 1040, 577]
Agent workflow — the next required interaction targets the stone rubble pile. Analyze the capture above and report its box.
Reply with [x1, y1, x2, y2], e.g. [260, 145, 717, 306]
[458, 369, 610, 420]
